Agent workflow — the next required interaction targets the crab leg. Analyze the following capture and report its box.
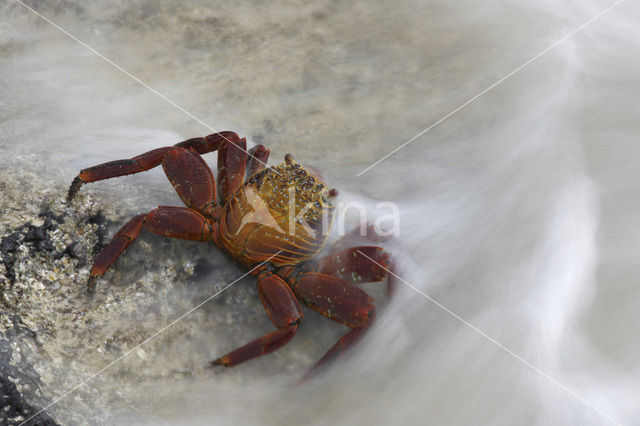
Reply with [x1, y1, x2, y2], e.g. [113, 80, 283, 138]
[162, 147, 217, 217]
[246, 144, 270, 178]
[88, 213, 145, 290]
[68, 147, 171, 201]
[328, 224, 394, 252]
[217, 136, 247, 203]
[87, 206, 213, 290]
[281, 270, 376, 374]
[315, 246, 390, 283]
[311, 246, 398, 298]
[174, 131, 240, 154]
[144, 206, 213, 242]
[308, 323, 373, 378]
[67, 132, 237, 201]
[212, 272, 302, 367]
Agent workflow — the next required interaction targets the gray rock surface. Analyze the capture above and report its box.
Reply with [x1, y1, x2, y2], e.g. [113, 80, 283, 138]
[0, 161, 339, 424]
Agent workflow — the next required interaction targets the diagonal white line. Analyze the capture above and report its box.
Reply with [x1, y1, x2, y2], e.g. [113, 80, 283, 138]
[18, 253, 282, 426]
[356, 250, 623, 426]
[356, 0, 625, 176]
[12, 0, 279, 175]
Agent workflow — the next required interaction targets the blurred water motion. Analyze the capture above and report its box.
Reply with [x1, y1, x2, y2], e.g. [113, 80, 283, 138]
[1, 0, 640, 424]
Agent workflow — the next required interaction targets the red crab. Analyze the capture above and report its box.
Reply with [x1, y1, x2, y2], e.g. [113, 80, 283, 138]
[67, 131, 395, 373]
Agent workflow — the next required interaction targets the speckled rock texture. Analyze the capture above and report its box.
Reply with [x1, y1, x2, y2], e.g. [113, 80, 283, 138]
[0, 164, 336, 424]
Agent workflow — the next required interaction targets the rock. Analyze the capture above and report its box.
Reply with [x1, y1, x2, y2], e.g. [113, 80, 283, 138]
[0, 165, 305, 424]
[0, 316, 59, 426]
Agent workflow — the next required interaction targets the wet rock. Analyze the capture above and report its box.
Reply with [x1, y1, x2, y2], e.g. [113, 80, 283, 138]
[0, 316, 58, 426]
[0, 230, 22, 286]
[0, 376, 59, 426]
[1, 209, 76, 289]
[54, 242, 88, 268]
[191, 258, 215, 282]
[23, 212, 63, 254]
[87, 211, 109, 255]
[0, 165, 289, 424]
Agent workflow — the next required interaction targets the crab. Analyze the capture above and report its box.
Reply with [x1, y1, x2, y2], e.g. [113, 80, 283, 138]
[67, 131, 395, 373]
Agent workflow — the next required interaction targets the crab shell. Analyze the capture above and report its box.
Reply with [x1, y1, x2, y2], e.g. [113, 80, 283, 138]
[219, 158, 336, 268]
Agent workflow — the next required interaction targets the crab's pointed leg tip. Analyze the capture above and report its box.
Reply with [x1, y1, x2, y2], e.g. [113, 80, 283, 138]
[211, 357, 229, 367]
[87, 276, 98, 294]
[284, 153, 294, 164]
[67, 176, 85, 202]
[297, 367, 319, 385]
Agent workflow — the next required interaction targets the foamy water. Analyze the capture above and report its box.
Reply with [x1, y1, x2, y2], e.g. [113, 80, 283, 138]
[2, 1, 640, 424]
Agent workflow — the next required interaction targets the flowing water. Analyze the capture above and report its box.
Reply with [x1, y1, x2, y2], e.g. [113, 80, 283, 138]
[1, 0, 640, 424]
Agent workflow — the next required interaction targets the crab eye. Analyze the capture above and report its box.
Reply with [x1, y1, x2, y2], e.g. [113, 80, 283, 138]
[284, 153, 294, 165]
[320, 188, 338, 206]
